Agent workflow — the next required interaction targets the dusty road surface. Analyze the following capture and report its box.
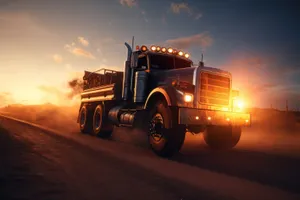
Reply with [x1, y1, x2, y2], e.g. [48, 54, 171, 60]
[0, 115, 300, 200]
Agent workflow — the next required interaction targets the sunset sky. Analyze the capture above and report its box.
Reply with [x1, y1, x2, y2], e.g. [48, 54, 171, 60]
[0, 0, 299, 110]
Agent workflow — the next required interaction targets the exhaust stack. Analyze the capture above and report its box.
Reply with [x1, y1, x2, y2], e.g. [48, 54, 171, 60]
[122, 42, 132, 100]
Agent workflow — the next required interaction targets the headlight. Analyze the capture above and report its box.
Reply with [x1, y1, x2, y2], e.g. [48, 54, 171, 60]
[233, 98, 245, 110]
[175, 88, 194, 104]
[184, 94, 193, 102]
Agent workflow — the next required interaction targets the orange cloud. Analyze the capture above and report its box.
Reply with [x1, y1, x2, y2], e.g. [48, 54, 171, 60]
[120, 0, 137, 7]
[65, 44, 95, 59]
[170, 2, 191, 14]
[53, 54, 63, 63]
[72, 48, 95, 59]
[166, 32, 213, 49]
[170, 2, 202, 20]
[78, 36, 89, 46]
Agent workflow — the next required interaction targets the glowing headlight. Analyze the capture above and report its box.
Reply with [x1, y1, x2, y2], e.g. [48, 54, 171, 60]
[184, 94, 193, 102]
[233, 98, 245, 110]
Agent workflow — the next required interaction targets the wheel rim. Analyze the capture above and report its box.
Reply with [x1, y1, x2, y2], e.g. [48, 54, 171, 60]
[80, 110, 86, 126]
[94, 109, 101, 129]
[149, 113, 164, 142]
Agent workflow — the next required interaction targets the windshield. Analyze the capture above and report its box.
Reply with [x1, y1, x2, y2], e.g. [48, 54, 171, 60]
[150, 54, 191, 70]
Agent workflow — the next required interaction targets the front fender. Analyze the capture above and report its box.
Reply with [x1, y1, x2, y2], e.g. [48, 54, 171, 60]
[144, 86, 178, 109]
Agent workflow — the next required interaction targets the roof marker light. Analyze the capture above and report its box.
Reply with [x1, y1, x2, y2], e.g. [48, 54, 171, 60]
[167, 48, 173, 53]
[178, 51, 184, 56]
[141, 45, 148, 52]
[150, 45, 156, 51]
[185, 53, 190, 58]
[161, 47, 167, 53]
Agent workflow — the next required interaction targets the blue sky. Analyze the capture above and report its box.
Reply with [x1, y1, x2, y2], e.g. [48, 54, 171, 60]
[0, 0, 299, 109]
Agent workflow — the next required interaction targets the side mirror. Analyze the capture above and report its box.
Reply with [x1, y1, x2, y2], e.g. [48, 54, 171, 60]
[131, 52, 139, 68]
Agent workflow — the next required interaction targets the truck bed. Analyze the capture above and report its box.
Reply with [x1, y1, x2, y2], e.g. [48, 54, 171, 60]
[81, 69, 123, 102]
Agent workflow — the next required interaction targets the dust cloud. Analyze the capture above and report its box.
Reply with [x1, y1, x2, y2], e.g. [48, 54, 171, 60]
[0, 103, 79, 133]
[0, 76, 84, 133]
[67, 78, 84, 99]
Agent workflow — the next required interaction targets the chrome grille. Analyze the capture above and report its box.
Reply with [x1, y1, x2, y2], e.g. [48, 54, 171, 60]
[199, 72, 230, 106]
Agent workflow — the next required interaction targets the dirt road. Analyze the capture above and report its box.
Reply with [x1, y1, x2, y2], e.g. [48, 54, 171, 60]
[0, 115, 300, 200]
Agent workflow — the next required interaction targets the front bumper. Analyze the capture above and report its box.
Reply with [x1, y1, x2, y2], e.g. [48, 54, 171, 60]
[178, 107, 251, 126]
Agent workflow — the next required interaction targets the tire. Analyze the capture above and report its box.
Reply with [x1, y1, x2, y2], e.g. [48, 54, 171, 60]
[79, 105, 93, 134]
[203, 126, 241, 150]
[148, 100, 186, 157]
[92, 104, 113, 138]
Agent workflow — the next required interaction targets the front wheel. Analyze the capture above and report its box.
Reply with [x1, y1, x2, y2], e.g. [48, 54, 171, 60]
[203, 126, 241, 150]
[148, 101, 186, 157]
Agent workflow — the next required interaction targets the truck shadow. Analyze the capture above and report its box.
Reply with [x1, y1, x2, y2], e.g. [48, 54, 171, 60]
[172, 146, 300, 194]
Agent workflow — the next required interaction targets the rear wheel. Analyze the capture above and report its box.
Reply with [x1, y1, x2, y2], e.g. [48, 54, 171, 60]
[79, 105, 93, 134]
[203, 126, 241, 150]
[148, 100, 186, 157]
[92, 104, 113, 138]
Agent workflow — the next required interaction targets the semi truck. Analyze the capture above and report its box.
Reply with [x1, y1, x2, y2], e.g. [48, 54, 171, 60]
[77, 41, 251, 157]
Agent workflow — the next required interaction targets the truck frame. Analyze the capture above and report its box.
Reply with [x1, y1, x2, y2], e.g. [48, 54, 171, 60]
[77, 41, 251, 157]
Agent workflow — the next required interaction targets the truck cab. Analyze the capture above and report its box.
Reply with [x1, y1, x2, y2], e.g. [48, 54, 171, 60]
[78, 42, 251, 157]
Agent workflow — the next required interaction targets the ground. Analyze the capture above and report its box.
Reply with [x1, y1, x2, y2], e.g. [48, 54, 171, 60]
[0, 105, 300, 200]
[0, 118, 226, 200]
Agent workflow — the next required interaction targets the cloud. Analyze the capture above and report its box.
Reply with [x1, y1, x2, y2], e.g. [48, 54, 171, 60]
[141, 10, 149, 23]
[78, 36, 89, 46]
[170, 2, 191, 14]
[72, 48, 95, 59]
[120, 0, 137, 7]
[195, 13, 202, 20]
[170, 2, 202, 20]
[165, 32, 213, 49]
[65, 45, 95, 59]
[53, 54, 63, 64]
